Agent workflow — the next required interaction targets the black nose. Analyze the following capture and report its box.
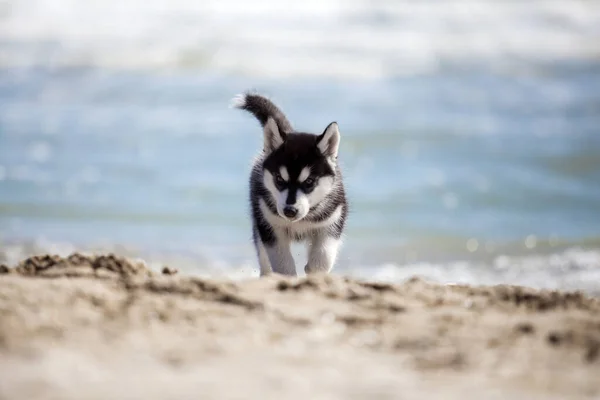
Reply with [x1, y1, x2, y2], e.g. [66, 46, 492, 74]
[283, 206, 298, 218]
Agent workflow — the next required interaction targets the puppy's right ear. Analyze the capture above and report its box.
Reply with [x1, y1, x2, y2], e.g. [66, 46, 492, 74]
[263, 117, 286, 153]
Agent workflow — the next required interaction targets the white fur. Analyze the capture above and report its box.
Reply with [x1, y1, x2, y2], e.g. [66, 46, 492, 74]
[306, 234, 341, 274]
[279, 166, 289, 181]
[291, 193, 310, 221]
[254, 231, 273, 276]
[264, 236, 297, 276]
[298, 166, 311, 183]
[230, 94, 246, 109]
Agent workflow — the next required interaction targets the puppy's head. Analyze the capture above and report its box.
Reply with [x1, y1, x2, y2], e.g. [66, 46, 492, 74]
[262, 120, 340, 222]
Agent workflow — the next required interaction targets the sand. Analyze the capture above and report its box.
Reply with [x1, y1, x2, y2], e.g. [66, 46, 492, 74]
[0, 253, 599, 400]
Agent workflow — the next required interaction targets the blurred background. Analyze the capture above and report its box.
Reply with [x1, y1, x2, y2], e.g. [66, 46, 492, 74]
[1, 0, 599, 292]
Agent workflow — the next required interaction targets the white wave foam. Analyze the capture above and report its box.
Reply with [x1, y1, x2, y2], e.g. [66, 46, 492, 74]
[347, 248, 600, 295]
[1, 0, 599, 78]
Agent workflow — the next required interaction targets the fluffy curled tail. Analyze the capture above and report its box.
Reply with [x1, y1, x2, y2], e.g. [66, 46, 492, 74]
[231, 92, 293, 134]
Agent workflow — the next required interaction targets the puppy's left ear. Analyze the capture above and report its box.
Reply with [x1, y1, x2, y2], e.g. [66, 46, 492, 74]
[317, 122, 340, 160]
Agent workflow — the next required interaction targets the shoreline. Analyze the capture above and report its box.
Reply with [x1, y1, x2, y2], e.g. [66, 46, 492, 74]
[1, 253, 599, 399]
[2, 239, 600, 296]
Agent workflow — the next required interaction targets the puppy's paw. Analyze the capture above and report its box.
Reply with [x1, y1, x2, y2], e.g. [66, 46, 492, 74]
[304, 263, 329, 275]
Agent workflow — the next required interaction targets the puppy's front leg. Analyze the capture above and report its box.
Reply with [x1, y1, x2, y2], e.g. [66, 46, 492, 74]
[305, 233, 340, 274]
[265, 233, 297, 276]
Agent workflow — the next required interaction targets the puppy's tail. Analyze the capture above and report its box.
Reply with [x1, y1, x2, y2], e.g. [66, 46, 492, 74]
[231, 92, 293, 133]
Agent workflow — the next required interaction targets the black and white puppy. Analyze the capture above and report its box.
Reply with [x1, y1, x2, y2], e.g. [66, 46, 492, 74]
[232, 92, 348, 277]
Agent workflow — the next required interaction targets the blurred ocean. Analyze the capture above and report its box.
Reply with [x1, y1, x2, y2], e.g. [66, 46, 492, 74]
[1, 0, 600, 293]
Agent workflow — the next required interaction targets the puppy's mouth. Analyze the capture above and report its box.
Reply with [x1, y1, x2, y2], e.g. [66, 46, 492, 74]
[279, 213, 305, 223]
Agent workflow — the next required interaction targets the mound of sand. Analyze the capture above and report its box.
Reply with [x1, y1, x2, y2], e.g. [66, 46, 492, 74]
[0, 253, 599, 400]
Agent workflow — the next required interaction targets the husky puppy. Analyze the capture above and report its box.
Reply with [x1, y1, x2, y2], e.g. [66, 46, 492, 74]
[232, 92, 348, 277]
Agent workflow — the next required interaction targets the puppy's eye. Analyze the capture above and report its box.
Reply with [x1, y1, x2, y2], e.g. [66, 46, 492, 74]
[303, 177, 315, 187]
[275, 174, 285, 185]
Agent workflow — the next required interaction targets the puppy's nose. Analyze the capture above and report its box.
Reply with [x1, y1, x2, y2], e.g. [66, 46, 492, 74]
[283, 206, 298, 218]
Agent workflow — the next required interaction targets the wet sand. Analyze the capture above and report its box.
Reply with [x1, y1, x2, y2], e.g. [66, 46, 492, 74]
[0, 253, 599, 400]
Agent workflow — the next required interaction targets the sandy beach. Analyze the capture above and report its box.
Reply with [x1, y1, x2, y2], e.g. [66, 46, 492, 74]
[2, 0, 600, 398]
[0, 253, 598, 400]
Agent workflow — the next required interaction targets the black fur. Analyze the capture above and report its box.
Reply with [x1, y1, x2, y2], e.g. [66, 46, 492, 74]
[249, 162, 277, 246]
[235, 92, 293, 134]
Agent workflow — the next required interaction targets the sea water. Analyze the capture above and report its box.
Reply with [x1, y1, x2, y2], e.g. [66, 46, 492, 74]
[1, 0, 599, 294]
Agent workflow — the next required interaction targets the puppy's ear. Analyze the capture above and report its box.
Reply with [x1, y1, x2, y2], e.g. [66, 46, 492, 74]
[317, 122, 340, 160]
[264, 117, 286, 153]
